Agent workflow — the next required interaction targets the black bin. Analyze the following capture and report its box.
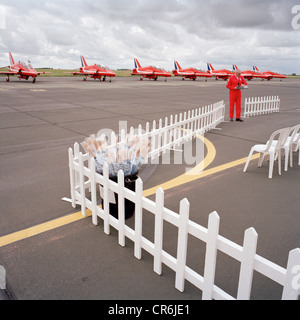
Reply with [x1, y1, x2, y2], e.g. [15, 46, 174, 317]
[101, 174, 138, 220]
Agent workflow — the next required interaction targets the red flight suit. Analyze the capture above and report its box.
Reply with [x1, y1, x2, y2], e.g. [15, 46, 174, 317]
[226, 75, 248, 119]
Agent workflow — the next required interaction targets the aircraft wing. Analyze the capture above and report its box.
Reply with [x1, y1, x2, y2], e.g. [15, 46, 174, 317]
[213, 72, 228, 76]
[70, 72, 83, 76]
[241, 72, 253, 77]
[252, 73, 269, 79]
[139, 71, 154, 75]
[195, 72, 212, 77]
[133, 69, 153, 75]
[36, 71, 50, 75]
[153, 72, 171, 77]
[71, 70, 103, 76]
[0, 71, 18, 75]
[176, 71, 194, 76]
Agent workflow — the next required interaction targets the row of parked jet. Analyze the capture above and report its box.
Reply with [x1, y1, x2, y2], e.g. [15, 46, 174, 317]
[0, 52, 287, 83]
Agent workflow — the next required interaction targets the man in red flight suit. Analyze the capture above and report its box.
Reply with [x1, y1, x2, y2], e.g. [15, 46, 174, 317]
[226, 69, 248, 122]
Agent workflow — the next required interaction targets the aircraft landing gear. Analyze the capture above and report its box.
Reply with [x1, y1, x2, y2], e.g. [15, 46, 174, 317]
[6, 76, 9, 82]
[33, 78, 36, 83]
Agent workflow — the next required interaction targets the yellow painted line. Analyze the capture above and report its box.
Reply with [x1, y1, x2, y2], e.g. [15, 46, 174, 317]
[143, 154, 260, 197]
[143, 134, 216, 197]
[0, 135, 259, 248]
[0, 210, 92, 248]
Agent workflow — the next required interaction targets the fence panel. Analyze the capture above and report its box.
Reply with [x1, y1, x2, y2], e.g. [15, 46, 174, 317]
[65, 99, 300, 300]
[67, 153, 300, 300]
[244, 96, 280, 117]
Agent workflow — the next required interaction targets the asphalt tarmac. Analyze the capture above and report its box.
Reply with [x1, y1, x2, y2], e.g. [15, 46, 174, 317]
[0, 76, 299, 300]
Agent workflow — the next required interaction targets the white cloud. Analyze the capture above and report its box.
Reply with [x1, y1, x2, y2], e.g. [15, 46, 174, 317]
[0, 0, 299, 73]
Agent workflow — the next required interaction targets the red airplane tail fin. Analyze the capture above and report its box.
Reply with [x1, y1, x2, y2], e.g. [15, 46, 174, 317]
[134, 58, 142, 69]
[81, 56, 88, 68]
[207, 63, 214, 72]
[253, 66, 259, 72]
[174, 61, 182, 70]
[9, 52, 15, 65]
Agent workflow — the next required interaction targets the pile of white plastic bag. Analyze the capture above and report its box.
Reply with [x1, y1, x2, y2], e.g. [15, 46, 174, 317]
[82, 134, 150, 177]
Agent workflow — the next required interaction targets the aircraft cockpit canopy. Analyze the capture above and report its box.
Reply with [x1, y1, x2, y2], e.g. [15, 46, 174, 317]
[151, 66, 165, 71]
[20, 61, 33, 69]
[96, 64, 109, 70]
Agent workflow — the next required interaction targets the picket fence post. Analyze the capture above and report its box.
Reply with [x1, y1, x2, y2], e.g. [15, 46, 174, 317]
[282, 248, 300, 300]
[237, 228, 258, 300]
[78, 152, 86, 217]
[117, 170, 126, 247]
[202, 211, 220, 300]
[89, 158, 98, 226]
[134, 178, 144, 260]
[68, 147, 76, 208]
[154, 187, 164, 275]
[103, 164, 110, 235]
[175, 198, 190, 292]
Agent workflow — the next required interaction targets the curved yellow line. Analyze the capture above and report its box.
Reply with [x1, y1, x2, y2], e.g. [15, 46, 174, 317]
[0, 136, 261, 248]
[143, 135, 216, 197]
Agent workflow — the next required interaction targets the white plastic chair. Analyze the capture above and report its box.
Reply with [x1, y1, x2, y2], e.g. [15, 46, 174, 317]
[288, 124, 300, 167]
[243, 127, 291, 178]
[270, 125, 300, 171]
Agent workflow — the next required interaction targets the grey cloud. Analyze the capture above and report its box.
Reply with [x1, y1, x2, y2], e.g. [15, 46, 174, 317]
[0, 0, 299, 73]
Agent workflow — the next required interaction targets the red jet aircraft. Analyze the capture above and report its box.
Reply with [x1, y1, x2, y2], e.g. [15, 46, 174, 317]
[207, 63, 233, 80]
[0, 52, 46, 83]
[71, 56, 116, 82]
[232, 64, 268, 81]
[172, 61, 212, 81]
[131, 58, 171, 81]
[253, 66, 286, 81]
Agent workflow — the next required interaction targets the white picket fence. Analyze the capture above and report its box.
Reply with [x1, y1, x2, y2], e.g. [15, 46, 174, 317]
[67, 100, 225, 204]
[67, 158, 300, 300]
[65, 101, 300, 300]
[244, 96, 280, 118]
[129, 100, 225, 161]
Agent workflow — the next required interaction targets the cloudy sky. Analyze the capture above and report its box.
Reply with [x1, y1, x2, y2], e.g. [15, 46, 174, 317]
[0, 0, 299, 74]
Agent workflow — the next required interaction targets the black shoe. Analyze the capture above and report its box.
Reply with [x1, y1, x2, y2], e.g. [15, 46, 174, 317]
[230, 118, 233, 122]
[236, 118, 244, 122]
